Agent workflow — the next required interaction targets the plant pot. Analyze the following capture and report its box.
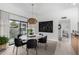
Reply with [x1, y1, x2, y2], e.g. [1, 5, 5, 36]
[0, 44, 7, 50]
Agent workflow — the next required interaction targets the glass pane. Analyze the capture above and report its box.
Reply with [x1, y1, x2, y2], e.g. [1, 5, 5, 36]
[9, 20, 27, 45]
[9, 20, 20, 45]
[20, 22, 27, 35]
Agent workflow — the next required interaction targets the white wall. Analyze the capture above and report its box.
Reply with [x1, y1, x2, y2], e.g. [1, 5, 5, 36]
[58, 7, 78, 32]
[35, 4, 78, 41]
[57, 7, 78, 43]
[77, 7, 79, 31]
[35, 18, 58, 41]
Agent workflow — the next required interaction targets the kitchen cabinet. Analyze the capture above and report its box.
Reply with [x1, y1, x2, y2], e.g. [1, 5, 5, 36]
[71, 35, 79, 54]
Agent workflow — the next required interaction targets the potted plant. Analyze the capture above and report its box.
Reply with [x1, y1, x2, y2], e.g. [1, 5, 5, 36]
[0, 36, 9, 50]
[27, 29, 33, 35]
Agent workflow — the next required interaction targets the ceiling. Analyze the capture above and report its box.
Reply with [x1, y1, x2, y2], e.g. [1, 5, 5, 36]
[12, 3, 75, 13]
[11, 3, 78, 18]
[1, 3, 79, 20]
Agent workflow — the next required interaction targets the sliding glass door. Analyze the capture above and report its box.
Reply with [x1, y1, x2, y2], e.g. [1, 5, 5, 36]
[9, 20, 27, 45]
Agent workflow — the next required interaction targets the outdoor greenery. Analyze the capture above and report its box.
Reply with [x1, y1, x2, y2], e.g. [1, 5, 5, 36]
[10, 21, 19, 28]
[10, 21, 19, 38]
[0, 36, 9, 45]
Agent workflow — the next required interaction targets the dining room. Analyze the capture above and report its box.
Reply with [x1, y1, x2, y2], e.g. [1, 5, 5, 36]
[0, 3, 78, 55]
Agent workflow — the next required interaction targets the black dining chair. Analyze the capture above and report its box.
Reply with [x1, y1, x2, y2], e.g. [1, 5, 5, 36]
[26, 39, 37, 55]
[13, 38, 27, 55]
[38, 36, 47, 50]
[17, 34, 22, 38]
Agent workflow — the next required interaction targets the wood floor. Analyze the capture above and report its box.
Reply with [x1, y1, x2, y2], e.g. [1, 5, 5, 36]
[55, 38, 76, 55]
[0, 38, 76, 55]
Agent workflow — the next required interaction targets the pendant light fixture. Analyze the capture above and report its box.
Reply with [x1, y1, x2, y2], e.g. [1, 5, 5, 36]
[27, 4, 37, 24]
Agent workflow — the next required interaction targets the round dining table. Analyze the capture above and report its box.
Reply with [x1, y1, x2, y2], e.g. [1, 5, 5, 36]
[19, 34, 46, 42]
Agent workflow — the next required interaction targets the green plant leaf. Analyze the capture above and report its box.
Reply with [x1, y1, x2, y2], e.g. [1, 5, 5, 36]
[0, 36, 9, 45]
